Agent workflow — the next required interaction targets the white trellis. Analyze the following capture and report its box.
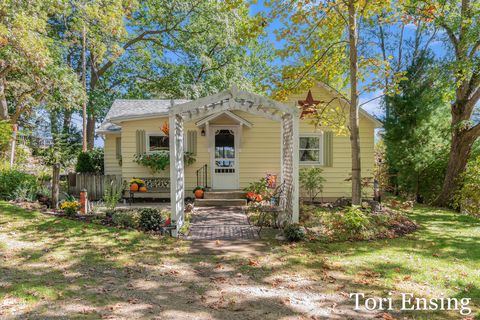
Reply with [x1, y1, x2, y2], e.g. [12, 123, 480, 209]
[169, 85, 300, 233]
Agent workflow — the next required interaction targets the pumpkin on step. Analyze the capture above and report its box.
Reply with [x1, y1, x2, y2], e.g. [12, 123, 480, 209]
[139, 186, 147, 192]
[130, 183, 139, 192]
[193, 186, 205, 199]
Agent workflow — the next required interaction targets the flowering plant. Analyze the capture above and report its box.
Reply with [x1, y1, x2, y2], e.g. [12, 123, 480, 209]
[60, 200, 80, 216]
[129, 178, 145, 186]
[133, 151, 196, 173]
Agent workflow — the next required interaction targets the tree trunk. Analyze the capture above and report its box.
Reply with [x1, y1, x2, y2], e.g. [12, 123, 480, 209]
[52, 163, 60, 209]
[0, 76, 9, 120]
[82, 25, 88, 151]
[348, 0, 362, 205]
[434, 129, 476, 206]
[86, 113, 95, 149]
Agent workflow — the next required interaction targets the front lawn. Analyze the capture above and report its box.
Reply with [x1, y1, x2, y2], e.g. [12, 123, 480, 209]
[0, 201, 478, 319]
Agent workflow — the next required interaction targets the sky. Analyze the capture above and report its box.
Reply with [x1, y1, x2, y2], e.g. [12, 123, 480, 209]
[92, 1, 451, 147]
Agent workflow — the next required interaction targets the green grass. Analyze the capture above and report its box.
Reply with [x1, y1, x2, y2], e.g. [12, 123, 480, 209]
[0, 201, 479, 319]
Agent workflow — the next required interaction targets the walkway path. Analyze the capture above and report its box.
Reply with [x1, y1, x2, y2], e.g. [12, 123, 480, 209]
[185, 206, 259, 240]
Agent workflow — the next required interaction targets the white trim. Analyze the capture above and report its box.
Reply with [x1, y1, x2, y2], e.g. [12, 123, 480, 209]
[299, 133, 324, 165]
[195, 110, 253, 128]
[145, 132, 169, 154]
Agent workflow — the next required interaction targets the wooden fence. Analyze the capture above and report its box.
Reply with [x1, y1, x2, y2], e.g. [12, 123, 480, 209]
[68, 173, 123, 200]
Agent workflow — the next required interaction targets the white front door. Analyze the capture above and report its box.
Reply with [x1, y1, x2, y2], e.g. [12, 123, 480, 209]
[211, 127, 239, 189]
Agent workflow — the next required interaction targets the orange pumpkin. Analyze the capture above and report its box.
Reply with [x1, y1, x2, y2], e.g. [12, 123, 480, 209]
[139, 186, 147, 192]
[194, 189, 204, 199]
[255, 195, 263, 202]
[130, 183, 139, 192]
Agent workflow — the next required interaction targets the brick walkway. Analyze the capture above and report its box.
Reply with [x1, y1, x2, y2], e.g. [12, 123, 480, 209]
[185, 206, 259, 240]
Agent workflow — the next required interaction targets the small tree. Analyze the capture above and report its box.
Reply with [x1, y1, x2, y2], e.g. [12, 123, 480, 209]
[103, 180, 124, 211]
[454, 156, 480, 216]
[299, 167, 326, 203]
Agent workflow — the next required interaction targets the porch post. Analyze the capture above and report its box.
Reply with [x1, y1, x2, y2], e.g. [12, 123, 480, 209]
[169, 113, 185, 232]
[292, 113, 299, 223]
[280, 113, 299, 224]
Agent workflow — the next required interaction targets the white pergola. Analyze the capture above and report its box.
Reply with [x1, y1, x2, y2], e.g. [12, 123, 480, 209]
[169, 85, 300, 233]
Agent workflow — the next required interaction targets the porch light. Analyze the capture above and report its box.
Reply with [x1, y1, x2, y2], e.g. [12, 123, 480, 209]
[201, 128, 206, 136]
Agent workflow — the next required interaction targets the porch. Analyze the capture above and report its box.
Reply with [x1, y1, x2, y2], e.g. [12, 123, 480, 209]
[169, 85, 300, 234]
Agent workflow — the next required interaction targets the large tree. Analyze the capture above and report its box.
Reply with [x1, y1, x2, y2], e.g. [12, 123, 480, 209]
[266, 0, 401, 205]
[407, 0, 480, 205]
[51, 0, 264, 149]
[0, 0, 64, 123]
[384, 51, 451, 202]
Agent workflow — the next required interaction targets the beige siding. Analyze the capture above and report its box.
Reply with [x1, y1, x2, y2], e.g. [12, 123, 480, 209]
[103, 84, 377, 199]
[104, 134, 122, 175]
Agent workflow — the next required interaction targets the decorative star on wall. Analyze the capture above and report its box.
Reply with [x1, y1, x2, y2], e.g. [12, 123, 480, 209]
[298, 90, 320, 118]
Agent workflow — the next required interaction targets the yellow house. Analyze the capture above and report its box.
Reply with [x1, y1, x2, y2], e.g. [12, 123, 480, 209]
[99, 83, 381, 228]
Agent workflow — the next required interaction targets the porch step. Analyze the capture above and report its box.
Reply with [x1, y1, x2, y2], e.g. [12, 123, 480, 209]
[195, 198, 247, 207]
[203, 190, 246, 200]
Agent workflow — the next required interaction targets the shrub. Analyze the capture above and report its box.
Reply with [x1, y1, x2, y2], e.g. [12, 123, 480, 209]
[60, 200, 80, 216]
[341, 206, 370, 233]
[139, 208, 165, 231]
[454, 156, 480, 216]
[75, 149, 104, 174]
[112, 211, 140, 228]
[0, 120, 12, 155]
[284, 223, 306, 242]
[103, 180, 124, 210]
[0, 167, 38, 200]
[299, 167, 325, 202]
[244, 178, 268, 195]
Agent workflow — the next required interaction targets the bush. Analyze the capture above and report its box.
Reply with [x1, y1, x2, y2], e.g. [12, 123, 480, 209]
[0, 167, 38, 200]
[103, 180, 124, 210]
[299, 167, 325, 202]
[454, 156, 480, 216]
[341, 206, 370, 233]
[0, 121, 12, 155]
[75, 149, 104, 174]
[139, 208, 165, 231]
[284, 223, 306, 242]
[112, 211, 140, 228]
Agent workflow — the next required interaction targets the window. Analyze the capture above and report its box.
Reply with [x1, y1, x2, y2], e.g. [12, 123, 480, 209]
[299, 135, 322, 164]
[147, 134, 169, 152]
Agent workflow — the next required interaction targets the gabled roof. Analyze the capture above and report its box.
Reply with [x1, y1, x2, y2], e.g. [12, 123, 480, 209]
[195, 111, 253, 128]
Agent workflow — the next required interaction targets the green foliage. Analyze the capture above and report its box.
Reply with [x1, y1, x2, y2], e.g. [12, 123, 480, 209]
[384, 52, 451, 202]
[75, 149, 104, 174]
[138, 208, 165, 231]
[454, 156, 480, 216]
[133, 151, 195, 173]
[284, 223, 306, 242]
[111, 211, 140, 229]
[134, 152, 169, 173]
[0, 167, 38, 200]
[103, 181, 124, 211]
[341, 206, 370, 233]
[59, 200, 79, 216]
[299, 167, 326, 202]
[0, 121, 11, 156]
[243, 178, 268, 195]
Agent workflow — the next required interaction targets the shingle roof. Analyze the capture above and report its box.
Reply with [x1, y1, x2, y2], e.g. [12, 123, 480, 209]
[105, 99, 191, 122]
[99, 99, 191, 133]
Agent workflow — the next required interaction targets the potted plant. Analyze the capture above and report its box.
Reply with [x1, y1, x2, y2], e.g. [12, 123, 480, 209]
[129, 178, 144, 192]
[193, 186, 205, 199]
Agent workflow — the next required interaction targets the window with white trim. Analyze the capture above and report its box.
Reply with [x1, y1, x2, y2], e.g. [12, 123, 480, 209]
[299, 134, 323, 164]
[146, 133, 169, 152]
